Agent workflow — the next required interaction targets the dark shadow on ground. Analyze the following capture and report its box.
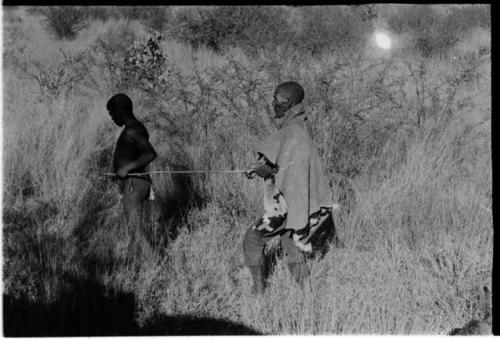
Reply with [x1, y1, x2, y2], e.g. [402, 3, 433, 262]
[3, 274, 138, 337]
[142, 170, 206, 254]
[141, 314, 262, 335]
[3, 274, 261, 336]
[144, 139, 209, 248]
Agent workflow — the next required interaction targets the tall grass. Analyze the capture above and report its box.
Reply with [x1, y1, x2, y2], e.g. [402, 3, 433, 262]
[2, 6, 492, 335]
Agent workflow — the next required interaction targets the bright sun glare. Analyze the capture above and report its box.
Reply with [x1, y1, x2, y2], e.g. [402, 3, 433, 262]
[375, 32, 392, 50]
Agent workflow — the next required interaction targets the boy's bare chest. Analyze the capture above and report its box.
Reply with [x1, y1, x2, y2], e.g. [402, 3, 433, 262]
[115, 130, 139, 157]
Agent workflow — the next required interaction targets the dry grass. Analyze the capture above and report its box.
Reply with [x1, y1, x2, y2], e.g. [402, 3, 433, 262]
[2, 7, 492, 335]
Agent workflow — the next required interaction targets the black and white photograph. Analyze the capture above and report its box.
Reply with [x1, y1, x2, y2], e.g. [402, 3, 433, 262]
[1, 4, 493, 336]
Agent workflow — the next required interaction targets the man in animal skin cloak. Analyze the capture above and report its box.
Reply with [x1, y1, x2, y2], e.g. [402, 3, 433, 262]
[243, 81, 339, 294]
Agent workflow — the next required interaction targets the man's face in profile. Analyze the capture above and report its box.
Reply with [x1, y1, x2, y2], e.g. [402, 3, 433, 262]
[272, 91, 291, 119]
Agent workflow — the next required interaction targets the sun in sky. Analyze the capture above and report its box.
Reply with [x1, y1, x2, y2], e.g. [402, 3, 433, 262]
[375, 32, 392, 50]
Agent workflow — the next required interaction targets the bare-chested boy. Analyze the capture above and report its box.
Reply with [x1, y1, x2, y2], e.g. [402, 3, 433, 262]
[107, 93, 157, 223]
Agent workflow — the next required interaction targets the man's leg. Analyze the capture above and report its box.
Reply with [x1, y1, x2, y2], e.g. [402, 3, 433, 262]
[243, 223, 271, 294]
[281, 230, 309, 288]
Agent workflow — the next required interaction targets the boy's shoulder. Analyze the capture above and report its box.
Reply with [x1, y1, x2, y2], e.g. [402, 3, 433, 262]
[124, 121, 149, 139]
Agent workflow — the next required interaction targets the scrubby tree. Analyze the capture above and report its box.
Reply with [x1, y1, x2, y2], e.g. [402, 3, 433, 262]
[386, 5, 490, 58]
[122, 31, 168, 93]
[297, 6, 371, 56]
[40, 6, 89, 40]
[171, 6, 292, 53]
[114, 6, 172, 32]
[139, 6, 172, 32]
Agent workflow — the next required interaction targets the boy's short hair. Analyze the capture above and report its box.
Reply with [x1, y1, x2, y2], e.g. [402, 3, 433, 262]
[107, 93, 133, 113]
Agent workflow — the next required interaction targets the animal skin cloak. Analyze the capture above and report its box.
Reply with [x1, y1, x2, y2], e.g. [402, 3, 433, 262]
[258, 103, 332, 232]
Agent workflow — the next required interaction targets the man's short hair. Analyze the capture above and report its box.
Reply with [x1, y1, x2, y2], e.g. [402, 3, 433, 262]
[107, 93, 133, 114]
[276, 81, 305, 105]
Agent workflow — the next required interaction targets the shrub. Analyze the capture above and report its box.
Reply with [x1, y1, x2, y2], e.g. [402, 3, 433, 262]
[386, 5, 490, 58]
[107, 6, 172, 32]
[169, 7, 213, 50]
[84, 7, 114, 22]
[386, 6, 448, 57]
[40, 6, 89, 40]
[171, 6, 292, 53]
[122, 31, 167, 92]
[171, 6, 379, 56]
[297, 6, 372, 56]
[88, 20, 144, 93]
[351, 4, 380, 23]
[138, 6, 172, 32]
[22, 50, 92, 99]
[214, 6, 292, 52]
[114, 6, 143, 20]
[443, 5, 490, 33]
[25, 6, 45, 16]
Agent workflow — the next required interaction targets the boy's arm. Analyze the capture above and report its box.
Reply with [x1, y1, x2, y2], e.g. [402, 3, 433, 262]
[116, 129, 157, 178]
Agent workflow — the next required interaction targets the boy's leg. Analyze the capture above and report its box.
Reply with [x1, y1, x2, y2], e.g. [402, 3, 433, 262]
[122, 178, 151, 258]
[122, 178, 150, 222]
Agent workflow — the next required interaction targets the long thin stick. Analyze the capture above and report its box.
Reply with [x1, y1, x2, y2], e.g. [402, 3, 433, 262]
[103, 161, 298, 177]
[104, 169, 249, 177]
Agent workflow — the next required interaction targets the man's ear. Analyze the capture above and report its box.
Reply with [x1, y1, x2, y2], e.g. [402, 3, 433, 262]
[286, 95, 296, 108]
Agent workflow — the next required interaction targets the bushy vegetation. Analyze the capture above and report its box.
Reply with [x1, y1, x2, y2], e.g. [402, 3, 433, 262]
[2, 5, 491, 335]
[122, 32, 167, 91]
[39, 6, 90, 40]
[30, 5, 490, 58]
[295, 6, 373, 56]
[385, 4, 490, 57]
[170, 6, 292, 53]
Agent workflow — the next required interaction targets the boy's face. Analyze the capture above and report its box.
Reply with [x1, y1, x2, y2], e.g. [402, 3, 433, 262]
[272, 91, 292, 119]
[108, 109, 124, 126]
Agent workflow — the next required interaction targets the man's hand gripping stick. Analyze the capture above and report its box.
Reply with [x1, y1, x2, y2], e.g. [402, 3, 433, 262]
[245, 152, 279, 180]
